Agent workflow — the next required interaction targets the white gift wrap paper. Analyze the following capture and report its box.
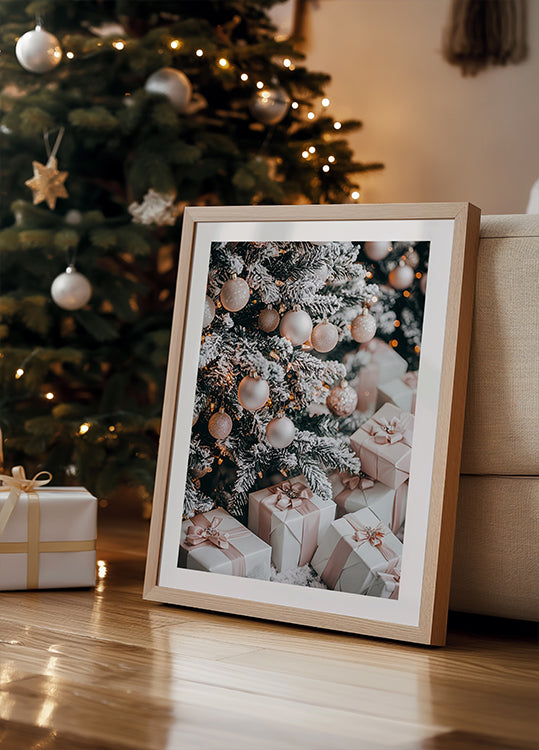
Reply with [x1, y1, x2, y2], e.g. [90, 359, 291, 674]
[311, 507, 403, 595]
[360, 338, 408, 385]
[0, 486, 97, 591]
[248, 476, 336, 573]
[179, 507, 271, 580]
[329, 471, 407, 531]
[377, 372, 418, 414]
[366, 559, 401, 599]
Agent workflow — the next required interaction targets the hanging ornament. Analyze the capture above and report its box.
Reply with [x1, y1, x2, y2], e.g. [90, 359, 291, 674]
[144, 67, 192, 113]
[220, 274, 250, 312]
[25, 128, 68, 210]
[128, 189, 179, 226]
[404, 247, 420, 269]
[51, 264, 92, 310]
[203, 296, 216, 328]
[420, 272, 428, 295]
[258, 305, 280, 332]
[238, 374, 269, 412]
[15, 24, 62, 74]
[389, 260, 415, 290]
[266, 413, 295, 449]
[208, 408, 232, 440]
[311, 319, 339, 353]
[350, 308, 377, 343]
[279, 308, 313, 346]
[363, 241, 392, 261]
[326, 380, 358, 418]
[249, 85, 291, 125]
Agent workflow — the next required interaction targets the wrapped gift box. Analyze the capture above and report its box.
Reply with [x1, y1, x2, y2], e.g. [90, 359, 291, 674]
[366, 558, 401, 599]
[360, 338, 408, 385]
[311, 507, 402, 594]
[329, 470, 408, 532]
[248, 476, 336, 573]
[354, 363, 379, 414]
[377, 371, 418, 414]
[350, 403, 414, 489]
[0, 472, 97, 591]
[179, 507, 271, 580]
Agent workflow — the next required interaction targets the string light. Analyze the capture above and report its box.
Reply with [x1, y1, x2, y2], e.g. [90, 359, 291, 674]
[45, 392, 54, 400]
[256, 80, 264, 89]
[66, 51, 74, 59]
[108, 425, 115, 432]
[308, 146, 316, 154]
[15, 368, 24, 379]
[416, 272, 422, 279]
[302, 150, 309, 158]
[195, 48, 204, 57]
[333, 121, 342, 130]
[240, 73, 249, 81]
[394, 320, 401, 328]
[403, 290, 410, 298]
[389, 339, 398, 348]
[78, 423, 90, 435]
[169, 39, 181, 49]
[291, 101, 299, 109]
[97, 560, 107, 579]
[351, 191, 360, 200]
[218, 58, 229, 68]
[321, 97, 330, 107]
[307, 111, 315, 120]
[283, 58, 292, 68]
[415, 345, 421, 354]
[322, 165, 330, 173]
[328, 155, 335, 163]
[112, 41, 125, 51]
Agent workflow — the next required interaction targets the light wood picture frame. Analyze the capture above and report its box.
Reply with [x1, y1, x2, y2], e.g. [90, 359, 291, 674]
[143, 203, 480, 645]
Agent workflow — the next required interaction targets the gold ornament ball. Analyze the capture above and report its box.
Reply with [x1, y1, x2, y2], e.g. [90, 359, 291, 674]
[311, 320, 339, 352]
[266, 415, 295, 449]
[279, 309, 313, 346]
[203, 296, 216, 327]
[15, 26, 62, 73]
[351, 310, 377, 343]
[389, 263, 415, 290]
[258, 306, 280, 332]
[220, 277, 250, 312]
[326, 380, 358, 417]
[249, 86, 291, 125]
[144, 67, 192, 113]
[208, 410, 232, 440]
[364, 241, 391, 261]
[238, 375, 269, 411]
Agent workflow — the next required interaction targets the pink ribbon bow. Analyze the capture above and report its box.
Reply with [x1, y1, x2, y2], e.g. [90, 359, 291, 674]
[370, 416, 406, 444]
[377, 558, 401, 599]
[402, 371, 418, 389]
[352, 522, 387, 548]
[184, 516, 230, 549]
[335, 472, 374, 510]
[269, 480, 313, 511]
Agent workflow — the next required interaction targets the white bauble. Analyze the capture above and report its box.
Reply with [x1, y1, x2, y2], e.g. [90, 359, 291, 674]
[311, 320, 339, 353]
[279, 309, 313, 346]
[208, 409, 232, 440]
[220, 276, 250, 312]
[238, 375, 269, 411]
[144, 67, 192, 113]
[51, 265, 92, 310]
[405, 247, 420, 268]
[249, 86, 290, 125]
[363, 241, 391, 261]
[350, 310, 377, 343]
[64, 209, 82, 225]
[389, 262, 415, 290]
[266, 415, 295, 449]
[420, 272, 428, 295]
[258, 306, 280, 332]
[15, 26, 62, 74]
[326, 380, 358, 417]
[203, 296, 216, 327]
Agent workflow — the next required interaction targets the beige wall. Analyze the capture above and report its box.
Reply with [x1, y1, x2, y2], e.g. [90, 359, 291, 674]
[303, 0, 539, 214]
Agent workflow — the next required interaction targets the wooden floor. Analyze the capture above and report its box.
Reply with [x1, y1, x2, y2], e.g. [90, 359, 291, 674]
[0, 517, 537, 750]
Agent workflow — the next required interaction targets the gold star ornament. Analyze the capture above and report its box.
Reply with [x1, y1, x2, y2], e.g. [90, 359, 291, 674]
[25, 156, 68, 210]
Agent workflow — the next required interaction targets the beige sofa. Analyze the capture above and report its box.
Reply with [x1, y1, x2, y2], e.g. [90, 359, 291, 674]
[450, 214, 539, 621]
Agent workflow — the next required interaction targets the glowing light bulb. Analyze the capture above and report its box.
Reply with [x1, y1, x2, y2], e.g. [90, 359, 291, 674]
[196, 48, 204, 57]
[218, 58, 229, 68]
[322, 165, 330, 172]
[302, 151, 309, 158]
[15, 368, 24, 379]
[240, 73, 248, 81]
[170, 39, 181, 49]
[322, 97, 330, 107]
[328, 155, 335, 163]
[108, 425, 116, 432]
[283, 58, 291, 68]
[291, 101, 299, 109]
[333, 121, 342, 130]
[112, 41, 125, 50]
[256, 80, 264, 89]
[66, 51, 74, 60]
[307, 111, 315, 120]
[45, 392, 54, 400]
[79, 423, 90, 434]
[308, 146, 316, 154]
[351, 190, 360, 200]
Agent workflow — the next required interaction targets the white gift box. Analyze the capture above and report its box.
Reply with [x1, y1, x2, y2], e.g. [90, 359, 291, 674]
[360, 338, 408, 385]
[366, 559, 401, 599]
[248, 476, 336, 573]
[0, 484, 97, 591]
[377, 371, 418, 414]
[329, 471, 408, 532]
[311, 507, 402, 594]
[180, 507, 271, 580]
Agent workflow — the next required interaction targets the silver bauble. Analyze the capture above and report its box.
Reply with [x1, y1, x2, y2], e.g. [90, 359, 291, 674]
[350, 310, 377, 343]
[64, 209, 82, 225]
[16, 26, 62, 74]
[203, 296, 216, 327]
[363, 241, 391, 261]
[326, 380, 358, 417]
[279, 309, 313, 346]
[420, 272, 428, 294]
[51, 265, 92, 310]
[144, 67, 192, 113]
[220, 276, 250, 312]
[238, 375, 269, 411]
[258, 306, 280, 332]
[208, 409, 232, 440]
[389, 262, 415, 290]
[266, 414, 295, 449]
[311, 320, 339, 353]
[249, 86, 290, 125]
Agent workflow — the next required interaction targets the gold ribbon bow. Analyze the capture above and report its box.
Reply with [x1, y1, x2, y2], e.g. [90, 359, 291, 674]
[0, 466, 52, 536]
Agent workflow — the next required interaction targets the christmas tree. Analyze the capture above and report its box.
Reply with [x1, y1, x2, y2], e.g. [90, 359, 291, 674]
[0, 0, 389, 507]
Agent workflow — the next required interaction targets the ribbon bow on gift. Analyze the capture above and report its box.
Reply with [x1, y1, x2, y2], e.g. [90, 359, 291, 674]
[343, 472, 375, 492]
[184, 516, 230, 549]
[377, 558, 401, 599]
[370, 416, 406, 445]
[269, 480, 313, 511]
[0, 466, 52, 535]
[352, 522, 388, 549]
[402, 372, 418, 389]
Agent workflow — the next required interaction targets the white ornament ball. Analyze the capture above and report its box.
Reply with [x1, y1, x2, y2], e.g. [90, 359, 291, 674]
[15, 26, 62, 74]
[279, 309, 313, 346]
[208, 409, 232, 440]
[238, 375, 269, 412]
[363, 241, 391, 261]
[388, 262, 415, 290]
[326, 380, 358, 418]
[220, 276, 250, 312]
[64, 209, 82, 225]
[311, 320, 339, 353]
[258, 306, 280, 332]
[420, 272, 428, 294]
[203, 296, 216, 328]
[144, 67, 192, 113]
[351, 310, 377, 343]
[266, 415, 295, 449]
[51, 265, 92, 310]
[249, 86, 290, 125]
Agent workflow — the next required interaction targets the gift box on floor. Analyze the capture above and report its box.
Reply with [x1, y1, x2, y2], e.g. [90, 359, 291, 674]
[248, 476, 336, 573]
[360, 338, 408, 385]
[366, 558, 401, 600]
[350, 403, 414, 489]
[179, 507, 271, 580]
[329, 470, 408, 532]
[0, 466, 97, 591]
[311, 507, 402, 594]
[377, 371, 418, 414]
[354, 363, 379, 414]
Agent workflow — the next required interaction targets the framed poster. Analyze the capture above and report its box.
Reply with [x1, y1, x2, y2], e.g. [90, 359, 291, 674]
[144, 203, 480, 645]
